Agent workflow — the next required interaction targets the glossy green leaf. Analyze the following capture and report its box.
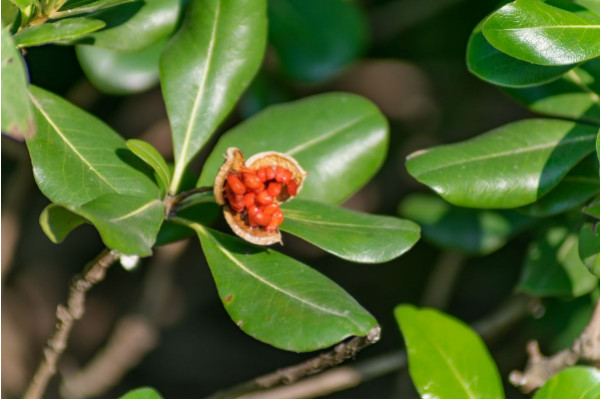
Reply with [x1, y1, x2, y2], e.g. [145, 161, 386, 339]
[399, 193, 535, 255]
[13, 17, 106, 48]
[467, 21, 574, 88]
[199, 93, 388, 205]
[26, 86, 160, 206]
[81, 0, 181, 52]
[580, 223, 600, 277]
[268, 0, 368, 82]
[534, 366, 600, 399]
[54, 0, 138, 18]
[120, 387, 163, 399]
[585, 198, 600, 219]
[519, 156, 600, 217]
[395, 305, 504, 399]
[76, 39, 165, 95]
[39, 203, 86, 243]
[483, 0, 600, 66]
[2, 1, 18, 28]
[160, 0, 267, 193]
[191, 222, 377, 352]
[406, 119, 597, 208]
[126, 139, 170, 193]
[519, 226, 598, 297]
[597, 130, 600, 164]
[1, 27, 34, 139]
[238, 70, 291, 118]
[279, 200, 420, 263]
[8, 0, 33, 9]
[574, 0, 600, 17]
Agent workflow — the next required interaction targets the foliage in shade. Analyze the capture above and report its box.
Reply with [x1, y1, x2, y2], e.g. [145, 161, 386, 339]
[268, 0, 368, 82]
[160, 0, 267, 193]
[39, 204, 86, 243]
[482, 0, 600, 66]
[280, 200, 420, 263]
[579, 223, 600, 277]
[394, 305, 504, 399]
[1, 27, 34, 139]
[120, 387, 163, 399]
[126, 139, 171, 194]
[193, 223, 378, 352]
[13, 17, 106, 48]
[199, 93, 388, 205]
[76, 39, 165, 95]
[406, 119, 597, 208]
[534, 366, 600, 399]
[54, 0, 137, 18]
[399, 193, 535, 255]
[81, 0, 182, 52]
[518, 226, 598, 297]
[26, 86, 160, 207]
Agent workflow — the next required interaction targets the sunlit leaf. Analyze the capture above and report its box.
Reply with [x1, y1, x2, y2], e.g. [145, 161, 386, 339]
[126, 139, 171, 193]
[14, 17, 106, 48]
[120, 387, 163, 399]
[534, 366, 600, 399]
[54, 0, 138, 18]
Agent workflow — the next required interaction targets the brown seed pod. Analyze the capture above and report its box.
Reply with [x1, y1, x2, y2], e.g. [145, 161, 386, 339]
[214, 147, 308, 245]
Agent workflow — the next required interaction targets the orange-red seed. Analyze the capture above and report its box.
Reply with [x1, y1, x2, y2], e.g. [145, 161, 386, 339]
[227, 174, 246, 195]
[287, 179, 298, 196]
[242, 172, 262, 190]
[267, 182, 282, 197]
[256, 190, 273, 205]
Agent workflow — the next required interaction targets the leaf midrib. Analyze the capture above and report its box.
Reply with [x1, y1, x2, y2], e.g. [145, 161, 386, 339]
[284, 213, 416, 231]
[109, 200, 159, 222]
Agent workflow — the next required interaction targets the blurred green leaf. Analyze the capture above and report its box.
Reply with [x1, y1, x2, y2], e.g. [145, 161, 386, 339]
[81, 0, 182, 52]
[534, 366, 600, 399]
[585, 199, 600, 219]
[14, 17, 106, 47]
[467, 21, 574, 88]
[199, 93, 388, 205]
[191, 222, 377, 352]
[8, 0, 33, 9]
[268, 0, 368, 82]
[279, 200, 420, 263]
[120, 387, 163, 399]
[580, 223, 600, 277]
[76, 38, 165, 95]
[519, 156, 600, 217]
[406, 119, 596, 208]
[399, 193, 535, 255]
[26, 86, 160, 206]
[483, 0, 600, 66]
[160, 0, 266, 194]
[239, 70, 291, 118]
[394, 305, 504, 399]
[40, 203, 86, 243]
[126, 139, 170, 194]
[54, 0, 138, 18]
[519, 226, 598, 297]
[1, 27, 34, 139]
[1, 1, 18, 27]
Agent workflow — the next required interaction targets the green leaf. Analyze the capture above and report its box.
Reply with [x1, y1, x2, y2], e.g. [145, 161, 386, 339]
[120, 387, 163, 399]
[585, 198, 600, 219]
[394, 305, 504, 399]
[399, 193, 535, 256]
[519, 226, 599, 297]
[268, 0, 368, 82]
[13, 17, 106, 48]
[1, 27, 34, 139]
[125, 139, 170, 193]
[160, 0, 267, 194]
[9, 0, 33, 9]
[39, 203, 86, 243]
[191, 222, 377, 352]
[26, 86, 160, 206]
[518, 156, 600, 217]
[534, 366, 600, 399]
[76, 39, 165, 95]
[54, 0, 138, 18]
[597, 130, 600, 164]
[467, 21, 575, 88]
[81, 0, 182, 52]
[279, 200, 420, 263]
[580, 223, 600, 277]
[483, 0, 600, 66]
[199, 93, 388, 205]
[406, 119, 597, 208]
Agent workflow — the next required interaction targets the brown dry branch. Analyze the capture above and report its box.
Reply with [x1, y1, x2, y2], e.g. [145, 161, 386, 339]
[214, 294, 535, 399]
[23, 249, 119, 399]
[510, 299, 600, 393]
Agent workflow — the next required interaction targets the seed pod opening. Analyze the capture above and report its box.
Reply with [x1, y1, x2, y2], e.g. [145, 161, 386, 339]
[214, 147, 308, 245]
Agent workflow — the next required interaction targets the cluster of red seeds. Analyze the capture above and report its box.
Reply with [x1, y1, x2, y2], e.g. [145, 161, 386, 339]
[225, 166, 298, 231]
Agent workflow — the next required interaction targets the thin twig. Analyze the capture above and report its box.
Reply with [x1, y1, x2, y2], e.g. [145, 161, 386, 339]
[212, 295, 535, 399]
[23, 249, 119, 399]
[421, 251, 464, 309]
[165, 186, 213, 218]
[510, 299, 600, 393]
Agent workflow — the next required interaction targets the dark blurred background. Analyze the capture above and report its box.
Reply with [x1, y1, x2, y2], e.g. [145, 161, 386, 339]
[2, 0, 590, 398]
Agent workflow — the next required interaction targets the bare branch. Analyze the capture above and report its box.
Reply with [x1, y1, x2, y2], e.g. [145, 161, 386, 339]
[510, 299, 600, 393]
[23, 249, 119, 399]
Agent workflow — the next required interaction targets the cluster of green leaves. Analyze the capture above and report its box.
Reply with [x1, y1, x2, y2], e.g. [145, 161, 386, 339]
[403, 0, 600, 298]
[1, 0, 421, 353]
[395, 305, 600, 398]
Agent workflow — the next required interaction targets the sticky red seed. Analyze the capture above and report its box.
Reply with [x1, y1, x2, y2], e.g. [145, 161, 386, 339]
[227, 174, 246, 195]
[253, 211, 272, 226]
[256, 190, 273, 205]
[257, 168, 267, 182]
[242, 172, 263, 190]
[267, 182, 282, 197]
[287, 179, 298, 196]
[265, 166, 276, 181]
[247, 205, 260, 216]
[263, 203, 279, 215]
[242, 193, 255, 208]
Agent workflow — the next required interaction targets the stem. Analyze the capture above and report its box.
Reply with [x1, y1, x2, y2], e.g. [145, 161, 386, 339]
[169, 161, 187, 196]
[165, 186, 213, 218]
[421, 251, 464, 309]
[23, 249, 119, 399]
